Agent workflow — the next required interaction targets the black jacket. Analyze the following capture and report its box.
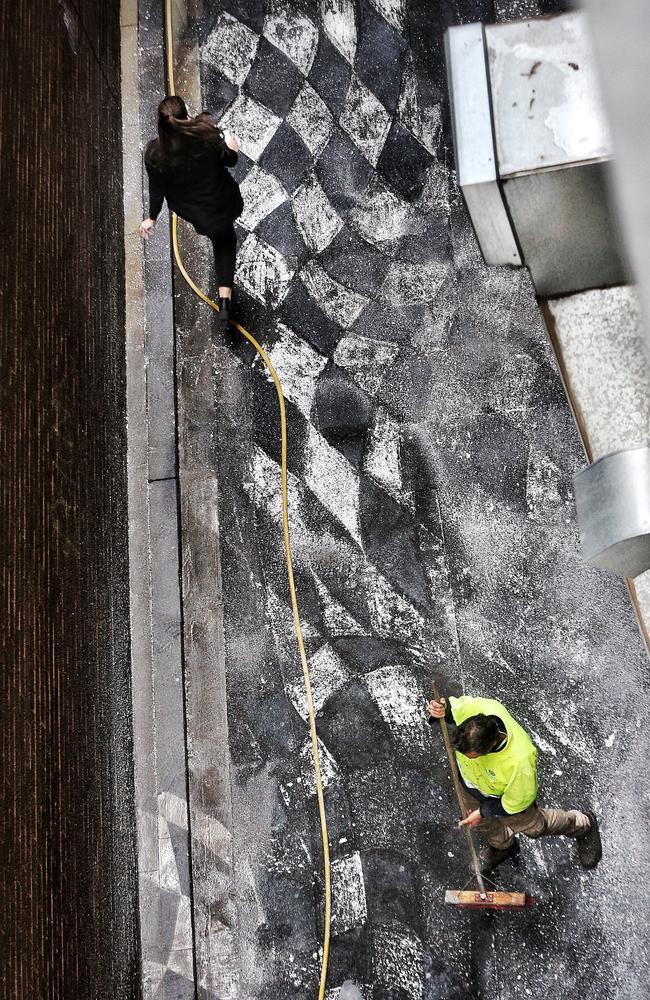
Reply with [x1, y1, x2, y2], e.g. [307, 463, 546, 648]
[144, 139, 243, 235]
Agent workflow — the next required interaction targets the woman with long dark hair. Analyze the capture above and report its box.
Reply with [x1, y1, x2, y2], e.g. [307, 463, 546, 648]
[139, 95, 243, 324]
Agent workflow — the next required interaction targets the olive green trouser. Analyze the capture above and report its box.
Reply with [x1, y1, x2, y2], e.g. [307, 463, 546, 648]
[459, 785, 591, 850]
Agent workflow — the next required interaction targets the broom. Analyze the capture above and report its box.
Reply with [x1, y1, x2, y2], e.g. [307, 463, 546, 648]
[431, 681, 534, 910]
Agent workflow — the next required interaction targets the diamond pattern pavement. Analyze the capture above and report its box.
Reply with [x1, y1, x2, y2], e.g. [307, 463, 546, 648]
[158, 2, 650, 999]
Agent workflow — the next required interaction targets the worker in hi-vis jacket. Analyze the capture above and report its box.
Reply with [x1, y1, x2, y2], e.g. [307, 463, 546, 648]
[428, 694, 602, 875]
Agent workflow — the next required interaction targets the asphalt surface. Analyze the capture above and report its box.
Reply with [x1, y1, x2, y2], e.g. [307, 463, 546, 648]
[170, 1, 650, 998]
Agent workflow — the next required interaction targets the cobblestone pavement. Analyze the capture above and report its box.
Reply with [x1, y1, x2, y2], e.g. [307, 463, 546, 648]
[156, 1, 650, 998]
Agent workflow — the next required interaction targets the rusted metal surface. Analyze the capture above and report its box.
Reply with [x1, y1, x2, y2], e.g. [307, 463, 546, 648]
[0, 2, 139, 998]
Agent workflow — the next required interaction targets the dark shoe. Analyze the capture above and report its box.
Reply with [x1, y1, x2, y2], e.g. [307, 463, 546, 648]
[479, 838, 520, 876]
[576, 811, 602, 869]
[217, 296, 232, 323]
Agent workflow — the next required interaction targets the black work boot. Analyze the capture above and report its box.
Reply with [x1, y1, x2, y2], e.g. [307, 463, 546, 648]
[217, 296, 232, 323]
[479, 838, 520, 876]
[575, 811, 602, 869]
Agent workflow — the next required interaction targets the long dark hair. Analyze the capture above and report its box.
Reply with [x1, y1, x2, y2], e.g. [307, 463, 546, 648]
[147, 95, 226, 169]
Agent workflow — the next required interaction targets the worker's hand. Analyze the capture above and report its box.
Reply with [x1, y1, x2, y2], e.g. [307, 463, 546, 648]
[458, 809, 482, 829]
[427, 697, 446, 719]
[139, 218, 156, 240]
[224, 129, 240, 152]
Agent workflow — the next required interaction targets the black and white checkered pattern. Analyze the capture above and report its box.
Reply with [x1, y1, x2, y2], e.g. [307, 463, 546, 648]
[193, 7, 456, 999]
[199, 0, 445, 325]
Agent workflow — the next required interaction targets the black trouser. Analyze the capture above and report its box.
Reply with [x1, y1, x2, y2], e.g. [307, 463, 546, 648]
[209, 224, 237, 287]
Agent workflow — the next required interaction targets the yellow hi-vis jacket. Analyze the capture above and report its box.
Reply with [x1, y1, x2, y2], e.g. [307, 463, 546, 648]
[449, 695, 538, 815]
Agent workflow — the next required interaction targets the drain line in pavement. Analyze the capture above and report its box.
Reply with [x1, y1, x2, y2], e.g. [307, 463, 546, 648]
[163, 3, 332, 996]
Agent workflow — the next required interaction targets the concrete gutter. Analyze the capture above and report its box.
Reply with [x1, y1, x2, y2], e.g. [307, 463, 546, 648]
[120, 0, 197, 995]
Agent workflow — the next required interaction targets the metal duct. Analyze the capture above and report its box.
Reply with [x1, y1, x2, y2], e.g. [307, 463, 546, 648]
[446, 12, 630, 297]
[574, 446, 650, 578]
[444, 23, 521, 268]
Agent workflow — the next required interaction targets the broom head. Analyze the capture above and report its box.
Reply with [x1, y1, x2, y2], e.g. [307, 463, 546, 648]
[445, 889, 533, 910]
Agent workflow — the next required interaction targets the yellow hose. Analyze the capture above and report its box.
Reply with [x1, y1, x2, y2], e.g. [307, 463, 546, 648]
[163, 4, 331, 997]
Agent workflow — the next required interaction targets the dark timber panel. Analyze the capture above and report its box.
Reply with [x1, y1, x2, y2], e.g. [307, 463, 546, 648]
[0, 3, 138, 998]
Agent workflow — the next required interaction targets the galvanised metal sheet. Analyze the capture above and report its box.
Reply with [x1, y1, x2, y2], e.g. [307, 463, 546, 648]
[501, 159, 629, 296]
[445, 22, 521, 266]
[481, 11, 629, 294]
[485, 11, 613, 177]
[575, 446, 650, 578]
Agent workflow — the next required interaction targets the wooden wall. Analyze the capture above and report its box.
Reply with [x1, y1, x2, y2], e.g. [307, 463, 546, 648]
[0, 2, 139, 997]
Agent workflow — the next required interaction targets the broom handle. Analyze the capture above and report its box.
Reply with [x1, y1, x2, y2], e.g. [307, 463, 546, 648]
[432, 681, 487, 896]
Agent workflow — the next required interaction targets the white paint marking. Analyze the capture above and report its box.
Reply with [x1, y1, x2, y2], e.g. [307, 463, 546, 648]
[365, 411, 409, 505]
[527, 839, 550, 875]
[527, 728, 558, 757]
[327, 983, 371, 1000]
[542, 718, 595, 763]
[533, 700, 596, 763]
[264, 0, 318, 74]
[236, 233, 295, 307]
[238, 165, 288, 231]
[245, 450, 426, 658]
[305, 425, 361, 543]
[334, 335, 400, 397]
[372, 925, 424, 999]
[292, 173, 344, 252]
[202, 12, 259, 85]
[368, 0, 405, 32]
[285, 643, 351, 720]
[398, 54, 442, 155]
[261, 321, 328, 418]
[286, 81, 334, 157]
[365, 664, 430, 754]
[350, 176, 428, 243]
[265, 581, 322, 673]
[298, 736, 339, 792]
[245, 444, 302, 527]
[321, 0, 357, 63]
[219, 94, 281, 162]
[300, 259, 370, 328]
[330, 852, 368, 933]
[340, 74, 392, 166]
[312, 570, 368, 636]
[367, 567, 426, 643]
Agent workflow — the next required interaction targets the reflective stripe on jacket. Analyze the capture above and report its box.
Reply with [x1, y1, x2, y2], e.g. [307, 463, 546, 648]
[449, 695, 538, 815]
